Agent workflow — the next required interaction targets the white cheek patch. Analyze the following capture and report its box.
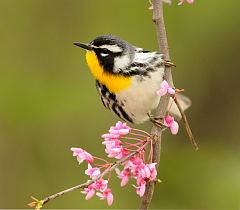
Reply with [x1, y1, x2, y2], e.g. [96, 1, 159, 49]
[114, 54, 131, 70]
[99, 44, 123, 53]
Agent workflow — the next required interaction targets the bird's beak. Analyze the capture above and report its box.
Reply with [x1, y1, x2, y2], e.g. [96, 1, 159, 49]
[73, 42, 93, 50]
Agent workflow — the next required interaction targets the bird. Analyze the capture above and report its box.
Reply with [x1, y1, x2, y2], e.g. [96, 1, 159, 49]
[74, 34, 191, 124]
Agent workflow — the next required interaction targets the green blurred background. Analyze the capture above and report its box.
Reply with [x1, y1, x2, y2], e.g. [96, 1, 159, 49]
[0, 0, 240, 208]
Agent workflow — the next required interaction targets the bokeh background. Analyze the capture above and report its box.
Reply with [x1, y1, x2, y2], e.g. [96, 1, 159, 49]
[0, 0, 240, 209]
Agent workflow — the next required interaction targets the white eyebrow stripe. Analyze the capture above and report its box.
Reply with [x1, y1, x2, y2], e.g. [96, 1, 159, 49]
[99, 45, 123, 53]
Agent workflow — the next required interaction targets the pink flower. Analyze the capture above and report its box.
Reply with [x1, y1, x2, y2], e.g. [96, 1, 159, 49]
[135, 180, 146, 197]
[71, 147, 93, 164]
[147, 163, 157, 180]
[93, 179, 108, 192]
[105, 147, 129, 159]
[102, 121, 131, 140]
[101, 121, 132, 159]
[109, 121, 131, 135]
[115, 168, 131, 187]
[139, 163, 157, 181]
[81, 185, 95, 200]
[164, 115, 179, 135]
[103, 137, 129, 159]
[85, 164, 101, 179]
[157, 80, 175, 97]
[178, 0, 194, 5]
[96, 188, 114, 206]
[101, 133, 120, 139]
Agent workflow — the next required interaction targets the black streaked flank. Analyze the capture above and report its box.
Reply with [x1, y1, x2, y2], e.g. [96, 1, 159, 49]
[111, 103, 122, 119]
[96, 80, 133, 123]
[118, 105, 133, 123]
[100, 96, 108, 108]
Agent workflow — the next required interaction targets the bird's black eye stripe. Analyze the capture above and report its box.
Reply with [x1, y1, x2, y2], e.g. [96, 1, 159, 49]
[94, 47, 121, 55]
[93, 47, 111, 54]
[101, 48, 111, 54]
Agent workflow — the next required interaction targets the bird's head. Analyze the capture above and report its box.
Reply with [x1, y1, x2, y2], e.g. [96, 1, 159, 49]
[74, 35, 135, 74]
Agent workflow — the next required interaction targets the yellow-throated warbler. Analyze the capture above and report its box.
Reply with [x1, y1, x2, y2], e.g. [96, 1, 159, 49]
[74, 35, 190, 124]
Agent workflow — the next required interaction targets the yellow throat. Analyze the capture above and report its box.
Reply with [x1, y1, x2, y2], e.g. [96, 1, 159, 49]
[85, 51, 132, 93]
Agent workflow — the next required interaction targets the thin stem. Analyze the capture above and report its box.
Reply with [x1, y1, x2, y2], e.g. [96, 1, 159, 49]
[173, 96, 199, 150]
[131, 128, 151, 136]
[123, 142, 143, 146]
[148, 140, 153, 163]
[92, 156, 109, 163]
[125, 148, 140, 152]
[121, 136, 145, 142]
[94, 163, 109, 168]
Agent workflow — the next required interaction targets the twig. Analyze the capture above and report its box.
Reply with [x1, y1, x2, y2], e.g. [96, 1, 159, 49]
[30, 144, 148, 209]
[139, 0, 173, 209]
[173, 96, 199, 150]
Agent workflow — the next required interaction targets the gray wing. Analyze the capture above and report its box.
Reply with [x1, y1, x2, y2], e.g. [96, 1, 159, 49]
[123, 51, 165, 77]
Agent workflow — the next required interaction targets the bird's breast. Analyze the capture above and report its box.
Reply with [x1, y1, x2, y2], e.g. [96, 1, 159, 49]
[85, 51, 132, 93]
[115, 70, 164, 123]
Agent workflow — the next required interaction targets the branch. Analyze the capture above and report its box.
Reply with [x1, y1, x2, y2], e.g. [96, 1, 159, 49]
[173, 96, 199, 150]
[28, 149, 142, 209]
[139, 0, 173, 209]
[140, 1, 198, 209]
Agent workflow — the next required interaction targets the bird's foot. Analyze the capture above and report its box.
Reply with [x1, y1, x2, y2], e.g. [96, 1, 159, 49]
[147, 113, 165, 128]
[164, 59, 176, 67]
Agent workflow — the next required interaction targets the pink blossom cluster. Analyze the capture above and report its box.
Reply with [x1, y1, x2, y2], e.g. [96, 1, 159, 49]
[71, 121, 159, 206]
[71, 120, 180, 206]
[70, 149, 114, 206]
[81, 178, 113, 206]
[102, 121, 131, 159]
[116, 157, 157, 197]
[101, 122, 157, 197]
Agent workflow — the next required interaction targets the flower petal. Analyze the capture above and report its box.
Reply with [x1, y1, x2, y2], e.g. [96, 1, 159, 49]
[170, 121, 179, 135]
[157, 88, 168, 96]
[167, 87, 176, 95]
[161, 80, 169, 88]
[139, 182, 146, 197]
[77, 156, 84, 165]
[96, 192, 104, 198]
[107, 193, 113, 206]
[120, 176, 129, 187]
[85, 189, 95, 200]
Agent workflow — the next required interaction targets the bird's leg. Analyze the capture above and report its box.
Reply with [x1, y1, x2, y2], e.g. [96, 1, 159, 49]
[147, 113, 165, 128]
[163, 59, 176, 67]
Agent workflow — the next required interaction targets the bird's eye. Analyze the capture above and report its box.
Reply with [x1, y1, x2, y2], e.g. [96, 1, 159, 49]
[101, 48, 110, 54]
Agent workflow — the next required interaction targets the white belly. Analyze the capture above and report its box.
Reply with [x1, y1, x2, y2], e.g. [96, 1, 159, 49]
[116, 69, 164, 124]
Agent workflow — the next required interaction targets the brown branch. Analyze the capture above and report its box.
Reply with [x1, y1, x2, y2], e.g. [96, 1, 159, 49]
[140, 1, 198, 209]
[139, 0, 173, 209]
